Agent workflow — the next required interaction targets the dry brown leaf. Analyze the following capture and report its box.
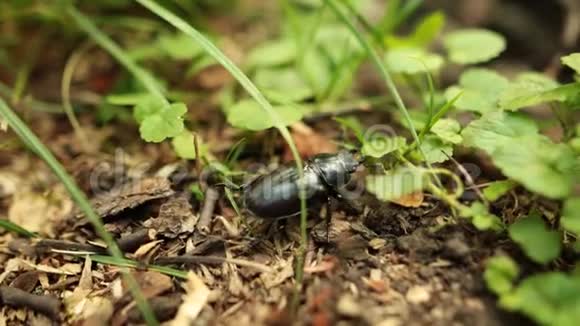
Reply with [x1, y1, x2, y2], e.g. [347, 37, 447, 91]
[0, 308, 6, 326]
[364, 278, 388, 293]
[133, 240, 163, 259]
[390, 191, 424, 208]
[78, 256, 93, 291]
[260, 257, 294, 289]
[143, 195, 197, 238]
[0, 258, 26, 285]
[127, 271, 173, 299]
[8, 192, 55, 233]
[170, 272, 210, 326]
[38, 273, 50, 289]
[283, 123, 338, 161]
[20, 260, 80, 275]
[0, 172, 18, 198]
[9, 271, 39, 292]
[78, 297, 113, 326]
[64, 256, 94, 319]
[304, 256, 338, 274]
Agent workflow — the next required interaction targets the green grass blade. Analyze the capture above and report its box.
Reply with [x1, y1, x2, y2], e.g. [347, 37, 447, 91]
[0, 219, 38, 238]
[90, 255, 189, 279]
[325, 0, 443, 188]
[135, 0, 309, 312]
[0, 98, 158, 326]
[325, 0, 421, 146]
[67, 6, 167, 104]
[419, 91, 463, 140]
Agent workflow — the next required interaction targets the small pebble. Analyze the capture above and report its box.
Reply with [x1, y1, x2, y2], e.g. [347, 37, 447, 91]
[369, 238, 387, 250]
[405, 285, 431, 304]
[376, 318, 402, 326]
[337, 294, 361, 317]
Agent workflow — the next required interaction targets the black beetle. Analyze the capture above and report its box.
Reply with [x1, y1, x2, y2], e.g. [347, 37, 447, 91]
[241, 150, 361, 219]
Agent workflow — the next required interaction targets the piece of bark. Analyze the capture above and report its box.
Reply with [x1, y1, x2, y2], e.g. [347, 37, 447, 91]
[72, 177, 174, 220]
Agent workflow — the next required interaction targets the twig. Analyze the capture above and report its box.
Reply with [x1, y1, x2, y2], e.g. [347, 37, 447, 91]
[445, 152, 488, 205]
[0, 286, 60, 320]
[36, 229, 156, 255]
[197, 187, 219, 234]
[35, 239, 106, 255]
[155, 255, 272, 273]
[117, 229, 157, 253]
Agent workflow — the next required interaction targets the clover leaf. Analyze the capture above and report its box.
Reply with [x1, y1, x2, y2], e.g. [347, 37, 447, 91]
[443, 28, 506, 64]
[508, 213, 561, 264]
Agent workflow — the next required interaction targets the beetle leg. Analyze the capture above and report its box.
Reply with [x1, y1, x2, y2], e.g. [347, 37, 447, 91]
[325, 196, 332, 243]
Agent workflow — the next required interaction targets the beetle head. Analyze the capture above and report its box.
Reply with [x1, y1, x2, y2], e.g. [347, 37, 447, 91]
[310, 150, 361, 189]
[338, 149, 362, 173]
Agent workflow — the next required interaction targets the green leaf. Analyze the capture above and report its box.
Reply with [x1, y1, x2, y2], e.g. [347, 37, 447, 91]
[158, 33, 204, 60]
[399, 109, 430, 131]
[408, 11, 445, 47]
[300, 48, 331, 98]
[484, 255, 519, 296]
[246, 39, 297, 69]
[106, 92, 152, 106]
[189, 183, 204, 201]
[499, 72, 576, 110]
[561, 197, 580, 236]
[139, 102, 187, 142]
[323, 50, 363, 101]
[500, 272, 580, 326]
[445, 68, 509, 113]
[418, 136, 453, 163]
[461, 202, 502, 230]
[366, 168, 425, 202]
[443, 28, 506, 64]
[431, 118, 462, 144]
[571, 137, 580, 153]
[0, 219, 37, 238]
[362, 136, 406, 158]
[483, 179, 517, 201]
[493, 136, 576, 199]
[226, 99, 304, 131]
[385, 48, 444, 74]
[503, 83, 580, 110]
[562, 53, 580, 74]
[386, 11, 445, 48]
[461, 111, 538, 154]
[133, 95, 167, 124]
[171, 130, 196, 160]
[508, 213, 562, 264]
[314, 24, 363, 63]
[254, 67, 313, 102]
